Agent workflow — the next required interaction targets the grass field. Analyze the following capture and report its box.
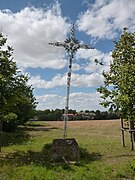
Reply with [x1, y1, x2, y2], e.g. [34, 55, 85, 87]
[0, 119, 135, 180]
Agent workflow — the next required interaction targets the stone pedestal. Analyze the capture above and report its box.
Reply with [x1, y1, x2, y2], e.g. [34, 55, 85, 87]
[51, 138, 79, 162]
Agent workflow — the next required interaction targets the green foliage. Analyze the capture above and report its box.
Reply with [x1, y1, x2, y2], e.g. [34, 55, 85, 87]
[0, 33, 37, 131]
[36, 109, 63, 121]
[2, 113, 18, 132]
[97, 29, 135, 120]
[3, 113, 17, 122]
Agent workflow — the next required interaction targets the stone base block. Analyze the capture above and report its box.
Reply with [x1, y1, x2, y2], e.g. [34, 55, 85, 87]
[51, 138, 79, 162]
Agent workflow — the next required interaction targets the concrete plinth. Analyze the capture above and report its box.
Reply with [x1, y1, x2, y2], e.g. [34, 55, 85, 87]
[51, 138, 79, 162]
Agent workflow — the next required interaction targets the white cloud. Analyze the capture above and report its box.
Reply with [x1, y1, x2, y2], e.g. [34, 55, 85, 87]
[28, 74, 66, 89]
[77, 0, 135, 39]
[29, 71, 103, 89]
[36, 94, 64, 110]
[70, 92, 105, 110]
[76, 48, 112, 73]
[71, 73, 103, 87]
[72, 63, 82, 71]
[76, 49, 105, 62]
[36, 92, 105, 111]
[0, 3, 69, 69]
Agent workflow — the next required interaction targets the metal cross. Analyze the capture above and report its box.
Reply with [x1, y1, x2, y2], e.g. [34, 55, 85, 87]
[49, 24, 93, 139]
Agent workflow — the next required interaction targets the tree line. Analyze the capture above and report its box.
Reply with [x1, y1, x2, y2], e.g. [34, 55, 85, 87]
[35, 109, 119, 121]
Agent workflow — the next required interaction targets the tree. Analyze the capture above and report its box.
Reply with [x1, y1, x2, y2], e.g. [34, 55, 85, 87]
[97, 28, 135, 121]
[0, 33, 37, 130]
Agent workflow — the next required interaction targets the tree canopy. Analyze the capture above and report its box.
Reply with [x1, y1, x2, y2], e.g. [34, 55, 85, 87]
[97, 28, 135, 121]
[0, 33, 37, 131]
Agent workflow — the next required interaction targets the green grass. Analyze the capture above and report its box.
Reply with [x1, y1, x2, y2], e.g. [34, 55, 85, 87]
[0, 120, 135, 180]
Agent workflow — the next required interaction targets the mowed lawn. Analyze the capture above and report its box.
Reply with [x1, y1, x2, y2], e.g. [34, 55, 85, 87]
[0, 120, 135, 179]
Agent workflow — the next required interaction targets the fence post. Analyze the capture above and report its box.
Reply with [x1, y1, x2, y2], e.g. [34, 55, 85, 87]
[129, 120, 134, 151]
[121, 118, 125, 147]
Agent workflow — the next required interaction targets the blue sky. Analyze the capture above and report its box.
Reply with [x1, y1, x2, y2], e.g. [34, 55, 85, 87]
[0, 0, 135, 111]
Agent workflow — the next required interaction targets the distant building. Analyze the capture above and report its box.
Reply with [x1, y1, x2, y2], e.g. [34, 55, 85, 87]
[62, 114, 76, 120]
[62, 112, 95, 120]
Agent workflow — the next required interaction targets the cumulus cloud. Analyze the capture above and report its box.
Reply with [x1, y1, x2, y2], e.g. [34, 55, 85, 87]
[29, 71, 103, 89]
[72, 63, 82, 71]
[36, 94, 64, 110]
[77, 0, 135, 39]
[0, 3, 69, 69]
[71, 73, 103, 87]
[76, 48, 112, 73]
[70, 92, 104, 110]
[29, 74, 66, 89]
[36, 92, 105, 111]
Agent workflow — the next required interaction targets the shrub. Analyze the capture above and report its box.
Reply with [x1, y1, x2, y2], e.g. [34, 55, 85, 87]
[2, 113, 18, 132]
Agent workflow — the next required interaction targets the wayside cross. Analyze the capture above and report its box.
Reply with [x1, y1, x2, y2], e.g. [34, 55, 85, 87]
[49, 24, 93, 138]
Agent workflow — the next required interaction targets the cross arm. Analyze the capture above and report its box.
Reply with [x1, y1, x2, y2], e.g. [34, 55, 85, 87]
[79, 44, 94, 50]
[49, 41, 66, 48]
